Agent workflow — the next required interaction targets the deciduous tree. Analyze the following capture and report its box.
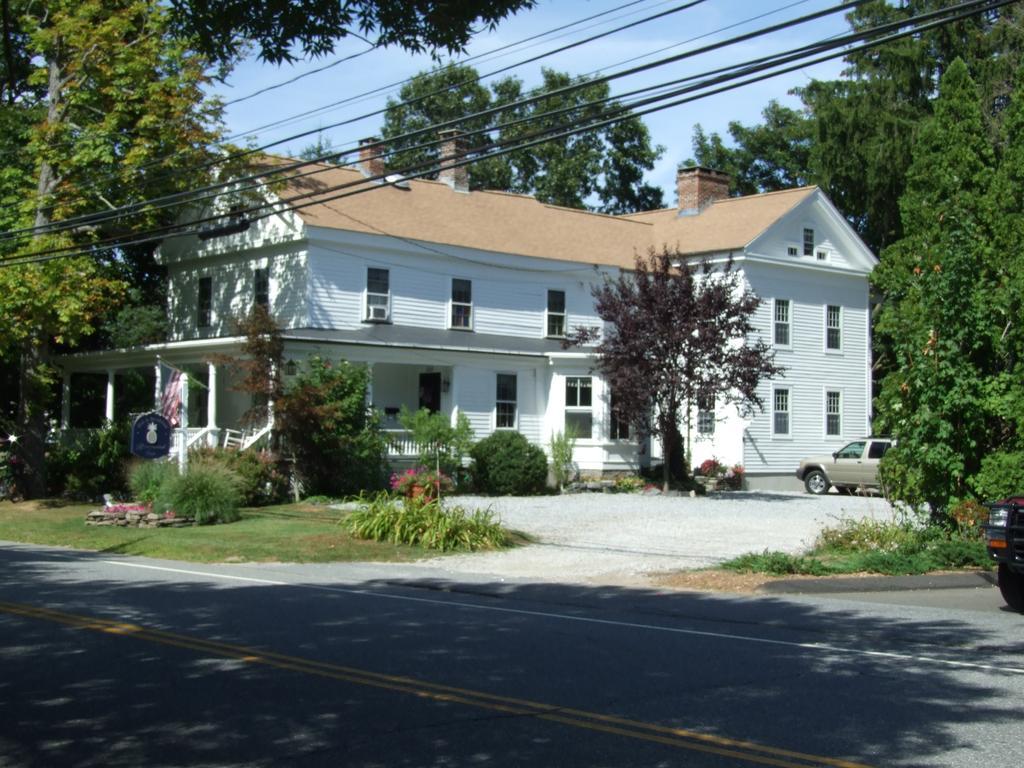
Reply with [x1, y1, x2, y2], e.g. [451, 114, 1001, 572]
[380, 64, 664, 213]
[569, 248, 781, 491]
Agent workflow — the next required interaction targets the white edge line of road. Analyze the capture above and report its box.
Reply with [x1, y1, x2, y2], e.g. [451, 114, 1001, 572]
[103, 560, 1024, 676]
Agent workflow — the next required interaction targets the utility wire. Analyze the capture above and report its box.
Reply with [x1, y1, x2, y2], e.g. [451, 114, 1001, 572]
[1, 0, 861, 245]
[3, 0, 703, 226]
[1, 0, 1006, 268]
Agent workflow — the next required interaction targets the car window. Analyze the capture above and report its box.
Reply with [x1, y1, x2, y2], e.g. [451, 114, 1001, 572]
[868, 441, 890, 459]
[836, 442, 866, 460]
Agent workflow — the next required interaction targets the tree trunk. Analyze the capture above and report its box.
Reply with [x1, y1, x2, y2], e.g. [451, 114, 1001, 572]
[17, 48, 65, 498]
[16, 341, 51, 499]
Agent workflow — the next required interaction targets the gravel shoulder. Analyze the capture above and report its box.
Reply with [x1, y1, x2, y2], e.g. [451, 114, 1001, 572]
[424, 490, 893, 588]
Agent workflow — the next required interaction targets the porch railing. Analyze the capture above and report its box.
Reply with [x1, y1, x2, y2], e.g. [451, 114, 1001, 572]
[384, 430, 419, 458]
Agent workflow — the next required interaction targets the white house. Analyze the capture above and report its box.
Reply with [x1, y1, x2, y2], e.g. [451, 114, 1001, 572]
[57, 142, 876, 490]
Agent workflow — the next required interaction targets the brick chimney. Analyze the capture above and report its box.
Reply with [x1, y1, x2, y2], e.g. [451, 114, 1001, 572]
[437, 129, 469, 193]
[676, 166, 730, 215]
[357, 137, 385, 178]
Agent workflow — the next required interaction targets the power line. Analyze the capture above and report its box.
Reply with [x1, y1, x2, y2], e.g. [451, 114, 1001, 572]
[1, 0, 860, 246]
[2, 0, 1006, 268]
[0, 0, 696, 226]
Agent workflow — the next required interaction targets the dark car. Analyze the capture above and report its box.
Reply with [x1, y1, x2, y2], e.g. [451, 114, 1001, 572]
[984, 497, 1024, 612]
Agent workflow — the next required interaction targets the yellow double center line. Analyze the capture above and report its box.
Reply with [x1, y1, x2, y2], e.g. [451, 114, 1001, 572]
[0, 600, 872, 768]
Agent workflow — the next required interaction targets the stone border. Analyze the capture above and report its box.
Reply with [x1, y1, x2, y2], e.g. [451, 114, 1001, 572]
[85, 507, 196, 528]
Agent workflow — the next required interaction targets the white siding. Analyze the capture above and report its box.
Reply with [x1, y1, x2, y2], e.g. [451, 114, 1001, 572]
[741, 261, 871, 474]
[305, 230, 604, 337]
[167, 244, 308, 341]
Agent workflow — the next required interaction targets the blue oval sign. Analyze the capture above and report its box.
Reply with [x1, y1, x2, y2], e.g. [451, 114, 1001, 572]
[130, 412, 173, 459]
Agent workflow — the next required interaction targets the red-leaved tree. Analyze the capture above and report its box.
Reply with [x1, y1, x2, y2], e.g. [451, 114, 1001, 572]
[569, 247, 782, 491]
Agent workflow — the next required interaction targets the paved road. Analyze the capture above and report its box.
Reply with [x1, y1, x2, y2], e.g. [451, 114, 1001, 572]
[1, 543, 1022, 767]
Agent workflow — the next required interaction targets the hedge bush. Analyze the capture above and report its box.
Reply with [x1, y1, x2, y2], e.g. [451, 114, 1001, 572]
[470, 431, 548, 495]
[46, 419, 131, 500]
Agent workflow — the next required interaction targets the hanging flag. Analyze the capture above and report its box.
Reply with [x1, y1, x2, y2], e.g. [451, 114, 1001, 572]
[160, 362, 183, 427]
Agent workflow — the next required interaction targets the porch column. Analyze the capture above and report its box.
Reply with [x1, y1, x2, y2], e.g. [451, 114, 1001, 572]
[154, 360, 162, 412]
[61, 372, 71, 430]
[105, 370, 115, 423]
[365, 363, 374, 408]
[207, 362, 219, 447]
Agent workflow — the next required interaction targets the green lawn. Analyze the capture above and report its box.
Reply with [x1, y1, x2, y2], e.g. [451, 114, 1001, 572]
[0, 499, 435, 563]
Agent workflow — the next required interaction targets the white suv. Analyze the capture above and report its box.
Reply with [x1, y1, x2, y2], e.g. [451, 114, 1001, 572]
[796, 438, 893, 495]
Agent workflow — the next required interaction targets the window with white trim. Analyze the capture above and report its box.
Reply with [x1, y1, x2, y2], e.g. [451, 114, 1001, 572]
[565, 376, 592, 439]
[198, 277, 212, 328]
[451, 278, 472, 329]
[366, 268, 390, 322]
[774, 299, 791, 346]
[254, 267, 269, 309]
[787, 246, 798, 257]
[547, 289, 566, 337]
[826, 305, 841, 350]
[697, 394, 715, 435]
[803, 228, 815, 256]
[496, 373, 517, 429]
[826, 390, 841, 436]
[773, 388, 790, 436]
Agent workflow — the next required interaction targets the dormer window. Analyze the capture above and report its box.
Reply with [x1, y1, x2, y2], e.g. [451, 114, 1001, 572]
[366, 268, 390, 322]
[787, 246, 798, 257]
[803, 228, 815, 256]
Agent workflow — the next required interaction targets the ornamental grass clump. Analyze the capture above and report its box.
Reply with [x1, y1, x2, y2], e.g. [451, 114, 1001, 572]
[154, 462, 243, 525]
[346, 492, 509, 552]
[127, 460, 178, 505]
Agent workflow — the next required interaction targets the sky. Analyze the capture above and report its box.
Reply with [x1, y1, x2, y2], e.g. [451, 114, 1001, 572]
[208, 0, 854, 203]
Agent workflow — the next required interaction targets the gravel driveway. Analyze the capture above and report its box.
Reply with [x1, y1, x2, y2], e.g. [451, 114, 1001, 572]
[419, 491, 895, 585]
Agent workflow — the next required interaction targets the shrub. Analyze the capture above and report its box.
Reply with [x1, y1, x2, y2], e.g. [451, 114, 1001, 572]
[549, 427, 577, 491]
[722, 550, 832, 576]
[128, 460, 178, 505]
[274, 357, 388, 496]
[696, 458, 726, 477]
[345, 492, 509, 551]
[398, 407, 475, 477]
[190, 447, 288, 506]
[470, 431, 548, 495]
[154, 462, 242, 524]
[47, 419, 132, 500]
[969, 450, 1024, 502]
[815, 516, 920, 554]
[612, 475, 645, 493]
[947, 498, 988, 540]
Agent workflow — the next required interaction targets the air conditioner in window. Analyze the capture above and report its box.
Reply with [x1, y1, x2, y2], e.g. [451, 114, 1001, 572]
[367, 305, 389, 322]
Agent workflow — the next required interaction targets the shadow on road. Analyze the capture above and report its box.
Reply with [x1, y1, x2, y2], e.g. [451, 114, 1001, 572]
[0, 545, 1018, 768]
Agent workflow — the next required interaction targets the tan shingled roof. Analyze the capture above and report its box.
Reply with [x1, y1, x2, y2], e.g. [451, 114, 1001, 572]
[621, 186, 817, 255]
[270, 158, 815, 267]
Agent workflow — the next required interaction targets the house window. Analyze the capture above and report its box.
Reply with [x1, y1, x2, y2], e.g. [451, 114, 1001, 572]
[774, 299, 790, 346]
[366, 268, 390, 322]
[198, 277, 212, 328]
[565, 376, 592, 439]
[826, 390, 841, 436]
[547, 289, 566, 337]
[773, 388, 790, 436]
[451, 278, 472, 329]
[609, 390, 629, 440]
[697, 394, 715, 435]
[803, 228, 815, 256]
[496, 373, 517, 429]
[826, 305, 841, 350]
[254, 267, 269, 309]
[816, 250, 828, 262]
[787, 246, 798, 257]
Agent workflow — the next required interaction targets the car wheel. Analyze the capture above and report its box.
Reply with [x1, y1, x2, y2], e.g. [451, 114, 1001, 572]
[998, 564, 1024, 613]
[804, 470, 830, 495]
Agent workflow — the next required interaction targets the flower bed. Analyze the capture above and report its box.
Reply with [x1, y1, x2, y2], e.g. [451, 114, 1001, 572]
[85, 503, 195, 528]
